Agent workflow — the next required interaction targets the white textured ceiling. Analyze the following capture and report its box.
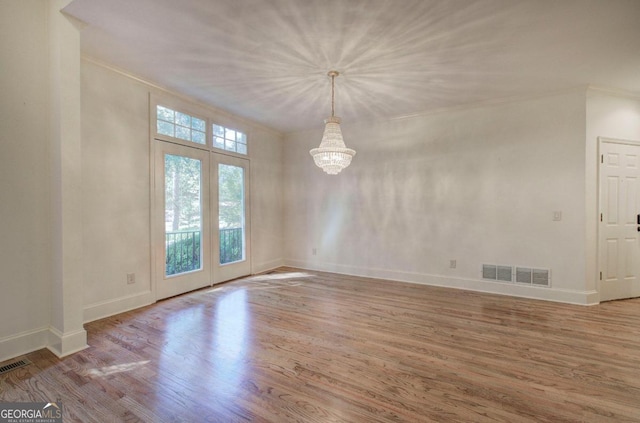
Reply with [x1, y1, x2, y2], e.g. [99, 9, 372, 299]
[64, 0, 640, 133]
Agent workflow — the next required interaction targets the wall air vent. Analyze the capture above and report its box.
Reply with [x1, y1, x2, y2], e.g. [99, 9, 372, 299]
[482, 264, 513, 281]
[516, 267, 533, 284]
[516, 267, 551, 287]
[483, 264, 551, 287]
[497, 266, 513, 282]
[532, 269, 550, 286]
[482, 264, 497, 280]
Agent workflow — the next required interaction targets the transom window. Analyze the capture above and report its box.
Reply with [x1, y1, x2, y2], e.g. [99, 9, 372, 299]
[156, 105, 206, 145]
[154, 104, 248, 155]
[213, 124, 247, 155]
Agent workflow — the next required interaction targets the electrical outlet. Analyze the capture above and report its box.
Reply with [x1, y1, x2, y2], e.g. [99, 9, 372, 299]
[127, 273, 136, 285]
[450, 260, 457, 269]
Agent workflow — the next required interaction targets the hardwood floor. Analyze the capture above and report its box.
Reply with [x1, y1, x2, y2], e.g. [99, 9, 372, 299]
[2, 267, 640, 422]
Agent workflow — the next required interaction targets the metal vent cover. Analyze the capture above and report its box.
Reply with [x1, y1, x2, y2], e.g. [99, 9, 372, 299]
[516, 267, 551, 287]
[483, 264, 551, 287]
[483, 264, 513, 282]
[516, 267, 533, 284]
[496, 266, 513, 282]
[482, 264, 497, 280]
[532, 269, 550, 286]
[0, 358, 31, 376]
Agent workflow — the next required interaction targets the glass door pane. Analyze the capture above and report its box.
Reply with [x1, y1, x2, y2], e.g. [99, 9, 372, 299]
[212, 153, 250, 284]
[155, 142, 210, 300]
[218, 164, 245, 265]
[165, 154, 203, 275]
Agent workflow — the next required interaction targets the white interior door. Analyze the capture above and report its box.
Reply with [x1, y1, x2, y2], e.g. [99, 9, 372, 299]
[155, 141, 211, 299]
[599, 139, 640, 301]
[211, 153, 251, 284]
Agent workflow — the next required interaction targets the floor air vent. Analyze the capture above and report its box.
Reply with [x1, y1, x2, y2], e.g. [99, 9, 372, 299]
[0, 358, 31, 376]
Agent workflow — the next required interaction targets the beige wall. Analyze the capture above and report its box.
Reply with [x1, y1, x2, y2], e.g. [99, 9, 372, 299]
[81, 60, 285, 322]
[585, 90, 640, 299]
[284, 90, 593, 303]
[0, 0, 53, 361]
[81, 61, 154, 319]
[249, 126, 285, 273]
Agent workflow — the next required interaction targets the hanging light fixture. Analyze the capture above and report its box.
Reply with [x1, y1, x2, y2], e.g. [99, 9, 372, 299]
[310, 70, 356, 175]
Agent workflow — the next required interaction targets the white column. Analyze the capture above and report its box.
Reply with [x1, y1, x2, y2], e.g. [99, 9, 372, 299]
[48, 0, 87, 357]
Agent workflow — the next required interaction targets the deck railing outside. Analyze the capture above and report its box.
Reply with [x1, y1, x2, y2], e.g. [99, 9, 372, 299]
[165, 230, 201, 276]
[220, 227, 243, 264]
[165, 227, 243, 275]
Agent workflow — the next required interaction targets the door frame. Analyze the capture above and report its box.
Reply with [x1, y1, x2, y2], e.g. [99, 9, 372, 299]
[149, 94, 253, 301]
[597, 136, 640, 302]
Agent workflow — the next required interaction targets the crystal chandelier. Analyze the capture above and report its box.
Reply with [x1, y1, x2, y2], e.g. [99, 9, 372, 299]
[310, 71, 356, 175]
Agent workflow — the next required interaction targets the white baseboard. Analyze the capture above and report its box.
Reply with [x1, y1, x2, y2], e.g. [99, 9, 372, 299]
[252, 258, 285, 275]
[0, 327, 49, 363]
[83, 290, 155, 323]
[0, 325, 90, 363]
[47, 326, 88, 358]
[284, 259, 598, 306]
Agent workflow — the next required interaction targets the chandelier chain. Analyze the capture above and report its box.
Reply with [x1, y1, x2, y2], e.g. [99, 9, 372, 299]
[331, 72, 335, 117]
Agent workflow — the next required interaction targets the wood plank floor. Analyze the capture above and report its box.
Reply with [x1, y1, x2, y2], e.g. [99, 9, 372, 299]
[2, 267, 640, 422]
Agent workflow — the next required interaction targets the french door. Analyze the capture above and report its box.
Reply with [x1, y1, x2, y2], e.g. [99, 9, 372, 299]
[155, 141, 250, 300]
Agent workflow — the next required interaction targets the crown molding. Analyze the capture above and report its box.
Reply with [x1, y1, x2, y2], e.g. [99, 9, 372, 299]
[387, 85, 591, 124]
[587, 84, 640, 101]
[286, 85, 594, 136]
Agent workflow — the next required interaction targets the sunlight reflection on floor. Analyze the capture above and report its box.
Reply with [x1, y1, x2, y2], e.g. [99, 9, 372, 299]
[246, 272, 313, 282]
[205, 272, 312, 294]
[85, 360, 151, 377]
